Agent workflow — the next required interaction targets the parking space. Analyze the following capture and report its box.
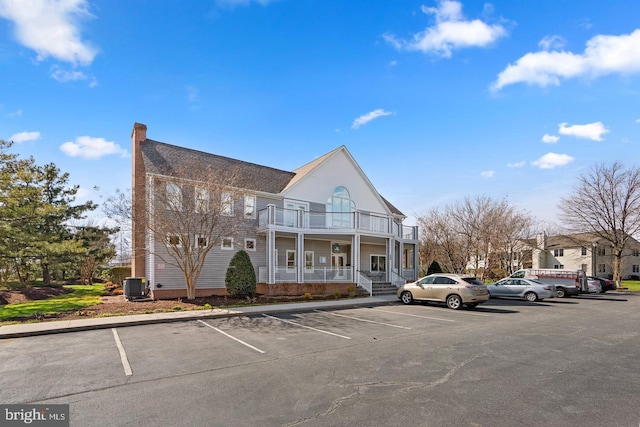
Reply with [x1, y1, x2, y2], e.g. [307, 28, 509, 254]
[0, 329, 130, 404]
[1, 293, 636, 415]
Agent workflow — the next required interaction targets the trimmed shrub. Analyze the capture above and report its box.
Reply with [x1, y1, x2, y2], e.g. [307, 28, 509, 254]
[225, 250, 257, 298]
[427, 261, 443, 275]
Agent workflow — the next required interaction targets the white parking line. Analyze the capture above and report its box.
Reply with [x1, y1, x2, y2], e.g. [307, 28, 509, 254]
[314, 309, 412, 329]
[262, 314, 351, 340]
[197, 320, 265, 354]
[112, 328, 132, 376]
[371, 308, 456, 322]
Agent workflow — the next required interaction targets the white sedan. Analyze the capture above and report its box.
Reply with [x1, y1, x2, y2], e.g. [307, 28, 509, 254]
[486, 278, 556, 302]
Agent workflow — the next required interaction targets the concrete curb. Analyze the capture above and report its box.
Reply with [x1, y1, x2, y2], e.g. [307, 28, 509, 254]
[0, 295, 398, 339]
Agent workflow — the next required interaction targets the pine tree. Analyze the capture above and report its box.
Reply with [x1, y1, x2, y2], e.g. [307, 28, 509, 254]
[225, 250, 257, 298]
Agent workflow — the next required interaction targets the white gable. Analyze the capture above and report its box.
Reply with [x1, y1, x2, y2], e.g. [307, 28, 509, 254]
[281, 148, 390, 214]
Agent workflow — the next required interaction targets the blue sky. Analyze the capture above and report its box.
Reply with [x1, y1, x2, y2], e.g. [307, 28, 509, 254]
[1, 0, 639, 226]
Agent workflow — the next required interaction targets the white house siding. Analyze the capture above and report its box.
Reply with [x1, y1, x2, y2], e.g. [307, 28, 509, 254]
[282, 150, 390, 215]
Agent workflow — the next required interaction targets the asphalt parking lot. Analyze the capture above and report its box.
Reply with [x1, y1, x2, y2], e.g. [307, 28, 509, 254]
[2, 293, 639, 427]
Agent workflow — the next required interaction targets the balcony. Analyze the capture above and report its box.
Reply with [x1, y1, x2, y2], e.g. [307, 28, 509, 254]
[258, 206, 418, 240]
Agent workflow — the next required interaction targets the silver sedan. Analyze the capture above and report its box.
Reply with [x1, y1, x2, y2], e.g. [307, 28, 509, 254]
[486, 278, 556, 302]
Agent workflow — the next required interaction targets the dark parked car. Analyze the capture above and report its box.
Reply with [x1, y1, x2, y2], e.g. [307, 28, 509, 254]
[587, 276, 615, 293]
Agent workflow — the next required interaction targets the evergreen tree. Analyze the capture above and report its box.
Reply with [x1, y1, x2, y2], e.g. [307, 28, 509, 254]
[225, 250, 257, 298]
[427, 260, 443, 275]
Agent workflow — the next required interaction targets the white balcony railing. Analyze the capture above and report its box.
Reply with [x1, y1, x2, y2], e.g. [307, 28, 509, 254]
[258, 206, 418, 240]
[258, 266, 353, 283]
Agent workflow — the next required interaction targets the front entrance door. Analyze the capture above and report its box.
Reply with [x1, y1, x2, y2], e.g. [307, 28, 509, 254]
[332, 254, 347, 280]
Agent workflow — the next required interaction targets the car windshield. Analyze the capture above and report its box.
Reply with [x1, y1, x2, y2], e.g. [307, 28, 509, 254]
[462, 277, 484, 286]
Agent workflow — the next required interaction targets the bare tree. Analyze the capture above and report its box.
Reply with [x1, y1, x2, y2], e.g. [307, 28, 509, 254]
[559, 162, 640, 287]
[417, 195, 538, 280]
[147, 164, 248, 299]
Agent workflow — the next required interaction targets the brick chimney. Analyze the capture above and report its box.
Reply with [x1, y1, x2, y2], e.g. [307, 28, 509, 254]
[131, 123, 147, 278]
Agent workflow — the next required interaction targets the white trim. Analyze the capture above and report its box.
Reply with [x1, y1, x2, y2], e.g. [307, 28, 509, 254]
[305, 251, 314, 271]
[245, 238, 256, 251]
[244, 194, 257, 219]
[195, 234, 208, 248]
[167, 234, 181, 247]
[286, 249, 296, 270]
[222, 237, 234, 250]
[222, 192, 234, 216]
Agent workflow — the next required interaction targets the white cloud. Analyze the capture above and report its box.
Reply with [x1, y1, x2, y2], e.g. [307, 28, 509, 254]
[507, 161, 526, 168]
[8, 131, 40, 143]
[8, 109, 23, 118]
[542, 134, 559, 143]
[352, 109, 393, 129]
[558, 122, 609, 141]
[531, 152, 574, 169]
[0, 0, 97, 65]
[538, 35, 566, 51]
[51, 66, 87, 82]
[481, 170, 495, 178]
[383, 0, 507, 58]
[635, 118, 640, 123]
[492, 29, 640, 91]
[60, 136, 128, 159]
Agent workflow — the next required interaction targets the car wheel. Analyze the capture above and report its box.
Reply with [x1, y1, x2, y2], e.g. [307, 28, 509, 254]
[466, 302, 478, 309]
[524, 292, 538, 302]
[446, 294, 463, 310]
[400, 291, 413, 305]
[556, 287, 567, 298]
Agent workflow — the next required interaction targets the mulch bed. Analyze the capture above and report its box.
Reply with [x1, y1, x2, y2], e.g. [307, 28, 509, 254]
[0, 286, 360, 323]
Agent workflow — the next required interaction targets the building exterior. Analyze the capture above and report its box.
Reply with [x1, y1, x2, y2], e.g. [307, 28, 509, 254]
[531, 232, 640, 279]
[131, 123, 419, 299]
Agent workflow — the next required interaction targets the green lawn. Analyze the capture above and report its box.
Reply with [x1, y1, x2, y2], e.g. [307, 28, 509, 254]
[0, 284, 105, 321]
[621, 280, 640, 292]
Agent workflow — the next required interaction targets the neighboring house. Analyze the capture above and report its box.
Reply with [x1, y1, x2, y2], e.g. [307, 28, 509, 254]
[131, 123, 419, 299]
[531, 231, 640, 279]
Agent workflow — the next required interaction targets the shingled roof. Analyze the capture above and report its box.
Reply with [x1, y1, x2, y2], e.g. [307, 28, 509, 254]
[140, 139, 296, 194]
[140, 138, 405, 216]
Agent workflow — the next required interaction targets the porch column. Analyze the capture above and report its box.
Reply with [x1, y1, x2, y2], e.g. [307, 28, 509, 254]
[297, 232, 304, 283]
[267, 230, 276, 284]
[398, 241, 404, 279]
[353, 234, 361, 281]
[387, 238, 394, 282]
[413, 243, 419, 281]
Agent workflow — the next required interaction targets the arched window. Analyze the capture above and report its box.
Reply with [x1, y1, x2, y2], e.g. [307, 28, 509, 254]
[326, 186, 355, 228]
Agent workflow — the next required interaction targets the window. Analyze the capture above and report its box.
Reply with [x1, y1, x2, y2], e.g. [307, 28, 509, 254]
[222, 192, 234, 216]
[326, 186, 355, 228]
[597, 264, 606, 273]
[167, 234, 181, 247]
[244, 195, 256, 219]
[166, 183, 182, 211]
[553, 264, 564, 269]
[403, 247, 414, 269]
[244, 238, 256, 251]
[286, 250, 296, 270]
[433, 276, 457, 285]
[633, 249, 640, 257]
[633, 265, 640, 273]
[553, 248, 564, 257]
[597, 247, 606, 256]
[195, 235, 207, 248]
[581, 246, 588, 256]
[371, 255, 386, 272]
[221, 237, 234, 250]
[305, 251, 314, 271]
[195, 187, 209, 213]
[284, 200, 308, 227]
